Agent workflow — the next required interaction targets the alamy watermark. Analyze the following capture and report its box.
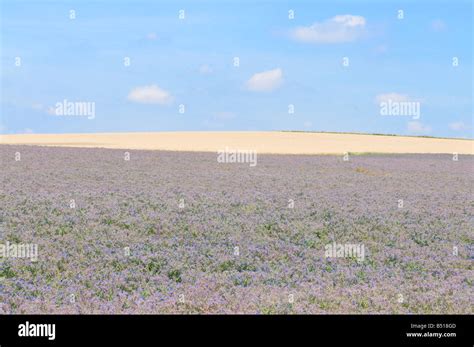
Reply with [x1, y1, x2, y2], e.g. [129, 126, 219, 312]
[379, 99, 420, 119]
[18, 321, 55, 341]
[0, 241, 38, 262]
[217, 147, 257, 167]
[50, 99, 95, 119]
[324, 242, 365, 262]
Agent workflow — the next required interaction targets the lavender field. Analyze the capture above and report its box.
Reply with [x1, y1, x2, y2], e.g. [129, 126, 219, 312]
[0, 145, 472, 314]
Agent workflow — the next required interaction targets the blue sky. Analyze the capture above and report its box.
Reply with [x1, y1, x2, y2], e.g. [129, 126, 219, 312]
[1, 0, 472, 138]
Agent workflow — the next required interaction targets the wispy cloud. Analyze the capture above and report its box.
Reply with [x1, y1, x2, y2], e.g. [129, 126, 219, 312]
[449, 121, 469, 131]
[407, 121, 432, 134]
[127, 85, 173, 105]
[246, 68, 283, 92]
[375, 93, 413, 104]
[290, 15, 366, 44]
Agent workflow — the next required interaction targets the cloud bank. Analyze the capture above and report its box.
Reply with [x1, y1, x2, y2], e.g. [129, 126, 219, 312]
[290, 15, 366, 44]
[127, 85, 173, 105]
[375, 93, 412, 104]
[246, 68, 283, 92]
[407, 121, 432, 134]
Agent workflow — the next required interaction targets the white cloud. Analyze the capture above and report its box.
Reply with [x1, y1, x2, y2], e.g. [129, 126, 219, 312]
[19, 128, 34, 134]
[449, 121, 469, 131]
[198, 64, 213, 75]
[290, 15, 366, 44]
[407, 121, 432, 134]
[127, 85, 173, 105]
[375, 93, 412, 104]
[246, 68, 283, 92]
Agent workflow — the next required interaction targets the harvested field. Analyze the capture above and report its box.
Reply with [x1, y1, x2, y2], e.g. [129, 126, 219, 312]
[1, 132, 472, 155]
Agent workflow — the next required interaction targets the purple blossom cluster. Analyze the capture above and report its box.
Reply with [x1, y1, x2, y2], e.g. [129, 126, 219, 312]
[0, 145, 472, 313]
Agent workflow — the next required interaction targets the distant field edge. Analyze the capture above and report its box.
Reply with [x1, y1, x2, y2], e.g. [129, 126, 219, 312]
[1, 131, 473, 155]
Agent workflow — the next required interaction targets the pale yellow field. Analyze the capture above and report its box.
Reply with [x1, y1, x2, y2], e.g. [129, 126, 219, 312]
[1, 132, 473, 155]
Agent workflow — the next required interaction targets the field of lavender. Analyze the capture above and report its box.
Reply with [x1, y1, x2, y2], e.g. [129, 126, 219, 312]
[0, 145, 472, 314]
